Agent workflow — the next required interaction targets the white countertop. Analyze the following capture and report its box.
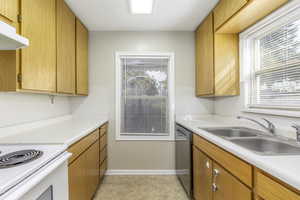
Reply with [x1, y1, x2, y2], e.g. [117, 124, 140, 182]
[0, 115, 108, 147]
[176, 115, 300, 190]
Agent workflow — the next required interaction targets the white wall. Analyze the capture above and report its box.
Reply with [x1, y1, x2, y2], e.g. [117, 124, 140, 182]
[71, 31, 214, 170]
[214, 82, 300, 139]
[0, 93, 70, 128]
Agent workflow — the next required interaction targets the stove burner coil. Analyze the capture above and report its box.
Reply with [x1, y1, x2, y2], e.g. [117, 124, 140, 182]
[0, 150, 43, 169]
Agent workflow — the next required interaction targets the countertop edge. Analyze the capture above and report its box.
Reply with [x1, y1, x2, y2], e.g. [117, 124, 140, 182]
[64, 120, 108, 147]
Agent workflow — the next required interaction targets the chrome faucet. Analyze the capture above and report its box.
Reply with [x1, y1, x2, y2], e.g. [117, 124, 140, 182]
[237, 116, 275, 135]
[292, 124, 300, 142]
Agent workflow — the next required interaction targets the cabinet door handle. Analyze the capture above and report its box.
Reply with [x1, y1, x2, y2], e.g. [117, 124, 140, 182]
[206, 161, 210, 169]
[212, 168, 220, 192]
[213, 169, 219, 176]
[212, 183, 218, 192]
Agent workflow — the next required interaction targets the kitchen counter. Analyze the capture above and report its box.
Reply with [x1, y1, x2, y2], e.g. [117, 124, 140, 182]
[176, 115, 300, 190]
[0, 115, 108, 147]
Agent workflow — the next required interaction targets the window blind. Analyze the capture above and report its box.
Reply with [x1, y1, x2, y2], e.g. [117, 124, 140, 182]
[120, 56, 170, 136]
[251, 18, 300, 108]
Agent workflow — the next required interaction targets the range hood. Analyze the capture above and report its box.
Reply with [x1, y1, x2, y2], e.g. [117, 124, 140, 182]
[0, 21, 29, 50]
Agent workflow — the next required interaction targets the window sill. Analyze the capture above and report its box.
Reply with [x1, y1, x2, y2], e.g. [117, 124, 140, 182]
[242, 108, 300, 118]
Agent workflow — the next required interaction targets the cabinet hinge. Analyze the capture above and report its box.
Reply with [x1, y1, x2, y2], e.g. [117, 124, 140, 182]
[17, 73, 22, 83]
[17, 14, 22, 23]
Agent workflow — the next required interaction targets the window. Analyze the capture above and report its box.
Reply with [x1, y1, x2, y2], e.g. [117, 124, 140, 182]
[241, 1, 300, 117]
[115, 52, 175, 140]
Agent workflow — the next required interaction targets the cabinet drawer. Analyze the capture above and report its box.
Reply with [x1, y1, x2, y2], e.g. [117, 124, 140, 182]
[214, 0, 248, 30]
[100, 133, 107, 151]
[100, 123, 108, 137]
[256, 171, 300, 200]
[100, 158, 107, 180]
[193, 134, 252, 187]
[100, 146, 107, 164]
[68, 129, 100, 164]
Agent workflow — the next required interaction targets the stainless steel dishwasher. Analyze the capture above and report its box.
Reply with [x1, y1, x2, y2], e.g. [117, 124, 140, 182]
[175, 123, 193, 198]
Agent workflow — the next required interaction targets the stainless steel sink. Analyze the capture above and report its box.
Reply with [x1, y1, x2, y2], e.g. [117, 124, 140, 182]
[230, 137, 300, 155]
[201, 127, 300, 155]
[201, 127, 261, 138]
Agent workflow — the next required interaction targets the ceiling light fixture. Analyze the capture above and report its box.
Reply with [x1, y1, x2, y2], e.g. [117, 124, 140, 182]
[129, 0, 154, 14]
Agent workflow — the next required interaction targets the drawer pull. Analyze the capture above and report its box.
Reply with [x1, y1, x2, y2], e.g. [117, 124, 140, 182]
[212, 183, 218, 192]
[206, 161, 210, 169]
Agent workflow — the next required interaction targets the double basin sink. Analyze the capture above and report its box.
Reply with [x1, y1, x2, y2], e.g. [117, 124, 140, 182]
[201, 127, 300, 155]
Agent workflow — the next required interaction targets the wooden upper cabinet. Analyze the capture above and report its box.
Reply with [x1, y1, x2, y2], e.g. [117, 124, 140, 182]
[20, 0, 56, 92]
[193, 146, 212, 200]
[214, 34, 239, 96]
[76, 19, 89, 95]
[0, 0, 18, 24]
[215, 0, 288, 33]
[213, 163, 252, 200]
[0, 0, 90, 96]
[57, 0, 76, 94]
[195, 13, 239, 97]
[195, 13, 214, 96]
[214, 0, 248, 31]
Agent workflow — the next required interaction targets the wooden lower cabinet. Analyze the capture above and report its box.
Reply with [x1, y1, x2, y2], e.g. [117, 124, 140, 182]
[255, 170, 300, 200]
[193, 133, 300, 200]
[100, 158, 107, 180]
[68, 123, 109, 200]
[213, 163, 251, 200]
[69, 153, 88, 200]
[193, 146, 212, 200]
[69, 140, 99, 200]
[193, 145, 251, 200]
[86, 141, 100, 200]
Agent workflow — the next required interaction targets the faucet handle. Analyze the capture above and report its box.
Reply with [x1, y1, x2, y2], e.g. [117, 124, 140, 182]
[292, 124, 300, 142]
[262, 118, 275, 131]
[292, 124, 300, 132]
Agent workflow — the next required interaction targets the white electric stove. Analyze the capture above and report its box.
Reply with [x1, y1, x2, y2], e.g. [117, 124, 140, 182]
[0, 144, 70, 200]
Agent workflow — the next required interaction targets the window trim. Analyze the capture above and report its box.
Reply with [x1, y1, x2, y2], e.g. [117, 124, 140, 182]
[240, 0, 300, 118]
[115, 51, 175, 141]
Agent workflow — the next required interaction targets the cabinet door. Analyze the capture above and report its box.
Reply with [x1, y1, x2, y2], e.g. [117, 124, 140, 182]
[213, 0, 248, 30]
[20, 0, 56, 92]
[0, 0, 18, 23]
[57, 0, 76, 94]
[256, 171, 300, 200]
[214, 34, 239, 96]
[86, 141, 100, 199]
[212, 163, 252, 200]
[76, 19, 88, 95]
[195, 13, 214, 96]
[193, 146, 212, 200]
[69, 154, 88, 200]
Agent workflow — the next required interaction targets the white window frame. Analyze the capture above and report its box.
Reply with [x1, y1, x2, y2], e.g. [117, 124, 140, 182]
[115, 51, 175, 141]
[240, 0, 300, 118]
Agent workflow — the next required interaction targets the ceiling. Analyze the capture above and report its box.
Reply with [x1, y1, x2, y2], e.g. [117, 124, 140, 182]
[64, 0, 219, 31]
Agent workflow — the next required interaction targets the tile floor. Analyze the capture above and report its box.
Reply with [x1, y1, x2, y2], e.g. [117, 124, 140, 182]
[93, 175, 189, 200]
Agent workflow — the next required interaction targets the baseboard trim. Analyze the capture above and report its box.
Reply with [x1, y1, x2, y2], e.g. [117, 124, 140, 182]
[105, 170, 177, 176]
